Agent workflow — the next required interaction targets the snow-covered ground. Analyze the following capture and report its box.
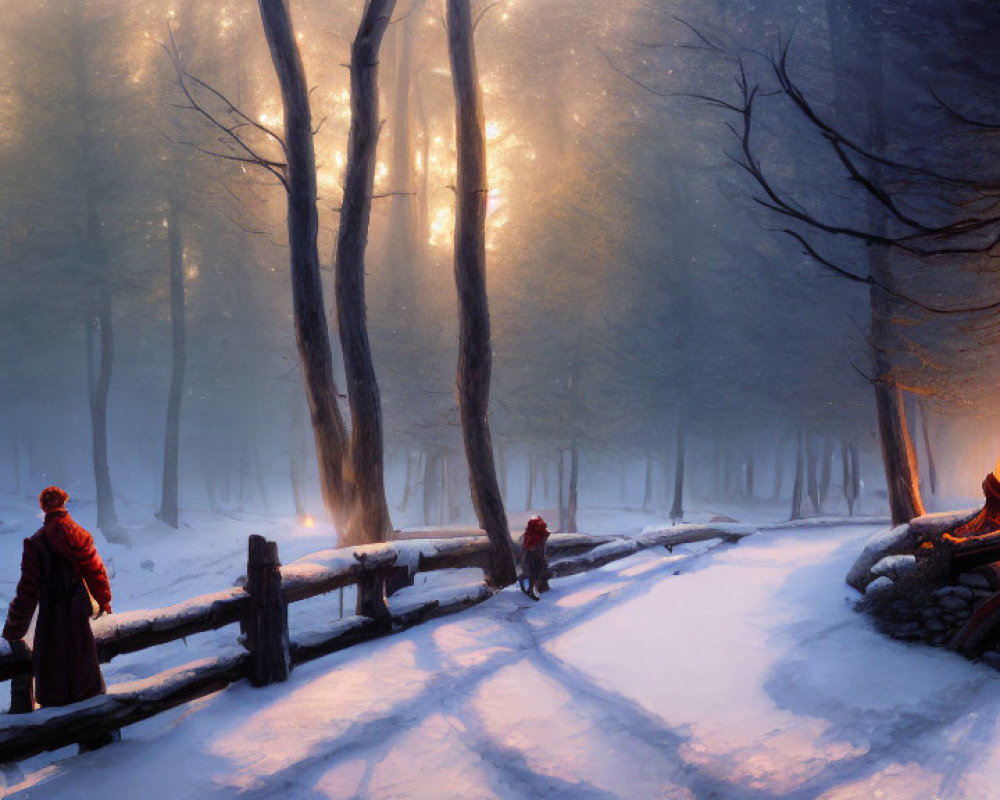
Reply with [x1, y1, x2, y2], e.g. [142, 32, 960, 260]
[4, 501, 1000, 799]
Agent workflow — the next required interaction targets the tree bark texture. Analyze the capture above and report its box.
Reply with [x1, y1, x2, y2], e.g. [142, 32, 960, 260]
[446, 0, 516, 587]
[259, 0, 351, 534]
[244, 535, 290, 687]
[670, 426, 685, 523]
[69, 1, 126, 545]
[157, 197, 186, 529]
[818, 436, 834, 511]
[567, 441, 579, 534]
[791, 428, 805, 520]
[334, 0, 397, 546]
[919, 401, 938, 496]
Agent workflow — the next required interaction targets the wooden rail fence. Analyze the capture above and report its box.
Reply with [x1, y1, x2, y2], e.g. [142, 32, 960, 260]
[0, 523, 761, 762]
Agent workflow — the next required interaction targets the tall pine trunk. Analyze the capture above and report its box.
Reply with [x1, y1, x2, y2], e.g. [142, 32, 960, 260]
[642, 455, 654, 512]
[157, 197, 186, 529]
[259, 0, 351, 534]
[334, 0, 397, 546]
[446, 0, 516, 586]
[827, 0, 923, 525]
[670, 426, 685, 523]
[818, 436, 834, 511]
[86, 280, 126, 543]
[772, 441, 784, 500]
[790, 428, 805, 520]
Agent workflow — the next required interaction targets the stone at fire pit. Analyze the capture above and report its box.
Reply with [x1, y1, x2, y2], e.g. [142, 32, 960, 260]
[848, 476, 1000, 664]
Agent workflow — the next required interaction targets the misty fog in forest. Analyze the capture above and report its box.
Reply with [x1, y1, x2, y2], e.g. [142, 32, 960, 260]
[2, 0, 1000, 542]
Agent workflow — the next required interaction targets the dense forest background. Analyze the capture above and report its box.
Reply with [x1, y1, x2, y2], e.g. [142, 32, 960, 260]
[1, 0, 998, 538]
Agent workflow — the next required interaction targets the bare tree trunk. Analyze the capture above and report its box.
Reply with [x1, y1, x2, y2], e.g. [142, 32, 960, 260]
[874, 378, 924, 523]
[919, 400, 938, 496]
[851, 443, 861, 514]
[334, 0, 397, 546]
[399, 451, 414, 513]
[387, 1, 420, 266]
[827, 0, 923, 525]
[157, 197, 186, 529]
[806, 434, 820, 513]
[69, 1, 126, 545]
[670, 426, 685, 523]
[87, 282, 126, 544]
[841, 440, 857, 516]
[643, 455, 653, 512]
[414, 68, 430, 245]
[567, 441, 579, 533]
[818, 436, 834, 511]
[526, 452, 536, 509]
[772, 441, 784, 500]
[791, 428, 805, 520]
[258, 0, 351, 535]
[558, 448, 567, 531]
[422, 450, 442, 525]
[446, 0, 516, 587]
[745, 451, 754, 499]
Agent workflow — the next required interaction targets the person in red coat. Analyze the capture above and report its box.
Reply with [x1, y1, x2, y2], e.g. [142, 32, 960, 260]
[3, 486, 113, 709]
[519, 516, 551, 600]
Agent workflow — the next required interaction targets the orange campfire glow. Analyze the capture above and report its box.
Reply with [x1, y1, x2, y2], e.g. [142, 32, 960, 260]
[301, 515, 315, 528]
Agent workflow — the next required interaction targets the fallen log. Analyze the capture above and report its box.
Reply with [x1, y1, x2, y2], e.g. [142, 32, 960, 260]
[0, 588, 250, 681]
[281, 543, 398, 603]
[549, 540, 641, 579]
[288, 616, 386, 666]
[0, 653, 247, 763]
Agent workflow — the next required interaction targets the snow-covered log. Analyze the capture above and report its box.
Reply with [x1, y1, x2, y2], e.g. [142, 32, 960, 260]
[549, 540, 641, 578]
[288, 616, 385, 666]
[759, 516, 891, 531]
[636, 523, 756, 549]
[395, 537, 491, 574]
[544, 533, 619, 558]
[281, 543, 398, 603]
[0, 654, 247, 763]
[390, 583, 493, 628]
[845, 523, 916, 593]
[0, 587, 249, 681]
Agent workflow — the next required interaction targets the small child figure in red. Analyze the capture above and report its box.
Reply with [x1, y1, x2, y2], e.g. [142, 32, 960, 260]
[519, 516, 551, 600]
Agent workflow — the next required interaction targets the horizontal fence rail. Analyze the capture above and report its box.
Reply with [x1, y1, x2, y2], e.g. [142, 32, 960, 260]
[0, 518, 839, 763]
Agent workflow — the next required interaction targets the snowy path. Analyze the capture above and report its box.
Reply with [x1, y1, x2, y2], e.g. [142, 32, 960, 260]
[6, 522, 1000, 799]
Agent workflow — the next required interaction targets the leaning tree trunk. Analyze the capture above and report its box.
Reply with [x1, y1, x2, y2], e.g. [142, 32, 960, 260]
[446, 0, 516, 587]
[334, 0, 397, 546]
[919, 400, 938, 496]
[259, 0, 351, 535]
[670, 426, 685, 523]
[790, 428, 805, 520]
[157, 197, 186, 529]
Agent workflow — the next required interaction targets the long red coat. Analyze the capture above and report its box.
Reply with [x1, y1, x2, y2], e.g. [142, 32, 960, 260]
[3, 510, 113, 707]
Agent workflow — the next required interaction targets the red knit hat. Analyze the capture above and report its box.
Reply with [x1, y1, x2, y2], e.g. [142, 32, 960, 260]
[525, 516, 548, 533]
[39, 486, 69, 512]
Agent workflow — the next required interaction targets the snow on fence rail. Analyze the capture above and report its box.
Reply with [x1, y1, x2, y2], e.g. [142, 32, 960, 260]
[0, 522, 760, 763]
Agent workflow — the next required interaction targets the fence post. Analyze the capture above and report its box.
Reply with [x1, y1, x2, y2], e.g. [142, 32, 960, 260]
[10, 673, 33, 714]
[244, 534, 290, 687]
[356, 565, 391, 632]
